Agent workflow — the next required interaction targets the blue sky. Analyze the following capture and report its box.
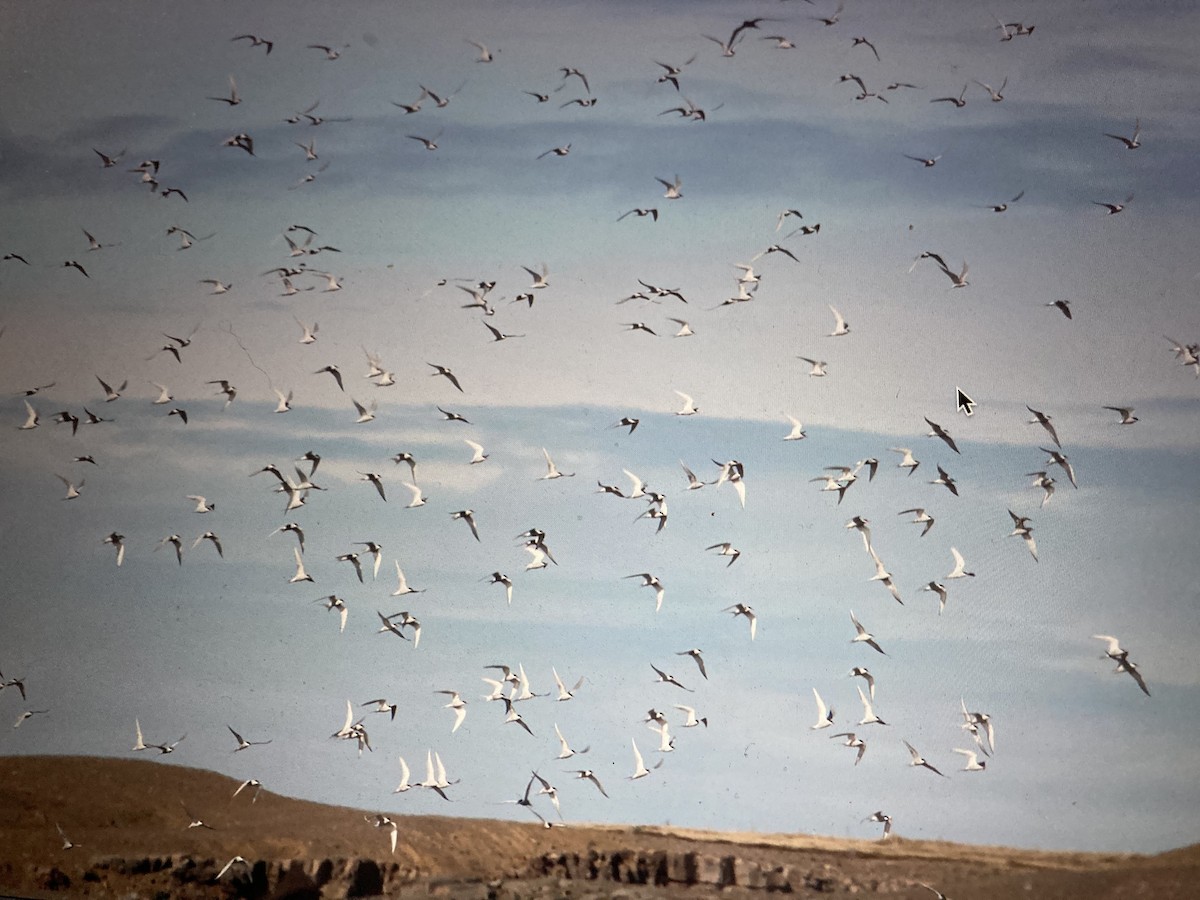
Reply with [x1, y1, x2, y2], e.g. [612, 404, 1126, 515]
[1, 0, 1198, 854]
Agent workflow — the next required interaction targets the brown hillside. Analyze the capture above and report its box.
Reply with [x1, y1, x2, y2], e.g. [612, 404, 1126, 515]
[0, 756, 1197, 899]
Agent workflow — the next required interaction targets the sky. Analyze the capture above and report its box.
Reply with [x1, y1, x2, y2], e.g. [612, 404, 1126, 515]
[1, 0, 1198, 855]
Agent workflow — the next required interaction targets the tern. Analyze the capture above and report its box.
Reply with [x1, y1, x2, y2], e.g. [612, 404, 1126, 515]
[485, 571, 513, 604]
[449, 509, 480, 542]
[103, 532, 126, 566]
[232, 33, 272, 53]
[1047, 299, 1073, 319]
[56, 823, 78, 850]
[536, 143, 572, 159]
[1023, 405, 1062, 447]
[626, 573, 665, 612]
[1104, 118, 1141, 150]
[798, 357, 828, 377]
[289, 548, 313, 584]
[216, 857, 250, 881]
[96, 376, 127, 402]
[979, 190, 1024, 212]
[1040, 447, 1078, 488]
[706, 542, 741, 567]
[540, 447, 575, 479]
[850, 610, 886, 655]
[228, 725, 271, 752]
[157, 534, 184, 565]
[18, 401, 39, 430]
[1093, 635, 1151, 696]
[552, 667, 585, 701]
[1027, 470, 1057, 508]
[904, 740, 946, 776]
[931, 84, 968, 107]
[674, 704, 707, 728]
[898, 507, 934, 536]
[846, 516, 872, 553]
[850, 667, 875, 700]
[629, 737, 651, 779]
[851, 35, 880, 59]
[317, 597, 347, 633]
[232, 778, 264, 803]
[501, 697, 534, 735]
[407, 129, 443, 151]
[673, 390, 699, 415]
[865, 811, 892, 838]
[1008, 510, 1039, 561]
[656, 174, 683, 199]
[857, 685, 887, 726]
[651, 664, 693, 692]
[923, 581, 949, 614]
[574, 769, 608, 797]
[365, 814, 398, 855]
[392, 561, 424, 596]
[783, 415, 807, 441]
[924, 417, 960, 453]
[1103, 405, 1139, 425]
[1093, 193, 1134, 215]
[618, 208, 658, 222]
[723, 603, 757, 640]
[436, 690, 468, 732]
[827, 305, 851, 336]
[186, 495, 216, 514]
[954, 748, 987, 772]
[832, 732, 867, 765]
[437, 405, 470, 424]
[904, 153, 942, 168]
[811, 688, 835, 730]
[336, 551, 364, 583]
[973, 77, 1007, 102]
[929, 464, 959, 496]
[947, 546, 975, 579]
[55, 474, 84, 500]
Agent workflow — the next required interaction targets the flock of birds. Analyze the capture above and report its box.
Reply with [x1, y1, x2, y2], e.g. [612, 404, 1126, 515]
[1, 1, 1194, 878]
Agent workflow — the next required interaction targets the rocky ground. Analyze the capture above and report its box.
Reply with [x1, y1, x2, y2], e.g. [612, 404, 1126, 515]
[1, 757, 1196, 899]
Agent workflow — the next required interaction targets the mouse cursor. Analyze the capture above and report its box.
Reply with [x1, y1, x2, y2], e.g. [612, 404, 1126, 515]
[956, 387, 975, 417]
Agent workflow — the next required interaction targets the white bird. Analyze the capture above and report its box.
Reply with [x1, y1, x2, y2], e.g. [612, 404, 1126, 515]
[55, 474, 84, 500]
[1103, 405, 1139, 425]
[552, 667, 585, 701]
[832, 732, 867, 765]
[540, 447, 574, 479]
[552, 724, 590, 763]
[850, 610, 886, 655]
[723, 603, 757, 640]
[668, 317, 694, 337]
[187, 494, 215, 513]
[289, 548, 313, 584]
[464, 439, 489, 463]
[393, 756, 412, 793]
[402, 482, 427, 508]
[954, 748, 987, 771]
[673, 389, 699, 415]
[811, 688, 834, 730]
[1104, 117, 1141, 150]
[392, 561, 424, 596]
[18, 400, 38, 430]
[783, 415, 806, 440]
[1040, 447, 1078, 488]
[228, 725, 271, 752]
[352, 397, 377, 423]
[436, 690, 468, 733]
[467, 39, 495, 62]
[798, 356, 827, 377]
[947, 546, 975, 579]
[904, 740, 947, 777]
[899, 507, 934, 536]
[485, 571, 513, 604]
[656, 174, 683, 199]
[857, 685, 887, 726]
[827, 305, 850, 336]
[923, 581, 949, 614]
[365, 813, 399, 855]
[629, 737, 651, 779]
[626, 573, 665, 612]
[451, 509, 480, 541]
